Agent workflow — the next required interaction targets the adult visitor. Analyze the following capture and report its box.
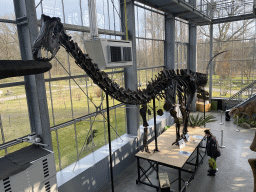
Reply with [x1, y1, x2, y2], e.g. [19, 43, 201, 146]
[204, 129, 221, 176]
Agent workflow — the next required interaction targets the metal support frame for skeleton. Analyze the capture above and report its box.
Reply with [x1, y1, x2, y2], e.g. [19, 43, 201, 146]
[139, 104, 150, 153]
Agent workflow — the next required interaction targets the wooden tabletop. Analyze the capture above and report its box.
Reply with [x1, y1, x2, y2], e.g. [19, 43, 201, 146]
[135, 125, 207, 168]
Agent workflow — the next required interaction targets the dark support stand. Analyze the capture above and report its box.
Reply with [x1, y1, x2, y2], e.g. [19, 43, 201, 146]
[106, 93, 114, 192]
[204, 97, 205, 119]
[203, 87, 206, 120]
[196, 145, 199, 167]
[179, 169, 181, 191]
[153, 98, 159, 153]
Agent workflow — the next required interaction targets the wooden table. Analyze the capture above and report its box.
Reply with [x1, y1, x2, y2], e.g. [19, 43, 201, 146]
[135, 125, 207, 191]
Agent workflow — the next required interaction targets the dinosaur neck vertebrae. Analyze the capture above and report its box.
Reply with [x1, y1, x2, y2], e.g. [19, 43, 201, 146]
[59, 33, 207, 105]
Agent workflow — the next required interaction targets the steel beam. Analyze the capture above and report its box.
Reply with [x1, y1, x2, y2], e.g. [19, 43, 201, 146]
[0, 18, 16, 24]
[120, 0, 140, 137]
[198, 13, 256, 26]
[165, 14, 175, 70]
[209, 24, 213, 102]
[212, 13, 256, 24]
[188, 23, 197, 72]
[134, 2, 165, 16]
[135, 0, 211, 24]
[13, 0, 53, 150]
[36, 20, 125, 36]
[188, 0, 197, 112]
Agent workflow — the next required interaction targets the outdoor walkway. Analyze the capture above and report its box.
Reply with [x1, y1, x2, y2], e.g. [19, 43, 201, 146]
[100, 111, 255, 192]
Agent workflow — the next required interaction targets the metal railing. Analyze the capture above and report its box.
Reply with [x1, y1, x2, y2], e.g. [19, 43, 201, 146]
[225, 80, 256, 110]
[196, 0, 215, 18]
[196, 0, 254, 20]
[212, 0, 254, 19]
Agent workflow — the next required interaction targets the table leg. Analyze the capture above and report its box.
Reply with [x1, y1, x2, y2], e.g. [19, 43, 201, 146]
[196, 145, 199, 167]
[156, 162, 159, 179]
[137, 157, 140, 184]
[179, 169, 181, 191]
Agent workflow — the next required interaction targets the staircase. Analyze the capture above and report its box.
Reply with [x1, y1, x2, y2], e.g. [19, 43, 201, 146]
[225, 80, 256, 111]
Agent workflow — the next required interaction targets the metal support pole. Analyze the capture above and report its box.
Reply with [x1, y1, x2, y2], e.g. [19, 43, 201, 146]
[164, 14, 175, 70]
[209, 24, 213, 102]
[188, 0, 197, 112]
[137, 157, 140, 183]
[156, 163, 159, 179]
[120, 0, 140, 137]
[88, 0, 99, 39]
[13, 0, 52, 150]
[220, 129, 225, 148]
[188, 21, 197, 112]
[106, 93, 114, 192]
[220, 111, 224, 125]
[0, 115, 7, 155]
[153, 98, 159, 152]
[235, 116, 240, 132]
[179, 169, 181, 191]
[196, 146, 199, 167]
[204, 95, 205, 119]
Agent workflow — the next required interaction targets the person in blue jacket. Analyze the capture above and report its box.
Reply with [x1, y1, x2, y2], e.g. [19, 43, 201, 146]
[204, 129, 221, 176]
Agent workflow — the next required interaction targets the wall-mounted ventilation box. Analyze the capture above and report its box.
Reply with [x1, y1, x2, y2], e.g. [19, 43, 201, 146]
[84, 38, 133, 70]
[0, 145, 57, 192]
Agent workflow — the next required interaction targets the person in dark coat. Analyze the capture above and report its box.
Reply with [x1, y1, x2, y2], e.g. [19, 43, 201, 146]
[204, 129, 221, 176]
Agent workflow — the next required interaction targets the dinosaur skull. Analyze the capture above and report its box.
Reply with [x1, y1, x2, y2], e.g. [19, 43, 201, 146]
[32, 14, 63, 61]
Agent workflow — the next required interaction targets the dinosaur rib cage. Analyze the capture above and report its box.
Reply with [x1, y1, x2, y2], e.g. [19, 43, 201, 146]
[60, 38, 207, 105]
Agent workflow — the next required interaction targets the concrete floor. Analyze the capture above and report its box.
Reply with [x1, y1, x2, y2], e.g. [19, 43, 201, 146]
[100, 111, 256, 192]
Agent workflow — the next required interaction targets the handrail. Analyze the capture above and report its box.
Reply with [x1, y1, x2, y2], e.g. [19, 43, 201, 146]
[226, 80, 256, 110]
[229, 80, 256, 100]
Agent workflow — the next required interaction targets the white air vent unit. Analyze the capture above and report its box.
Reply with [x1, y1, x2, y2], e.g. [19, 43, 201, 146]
[84, 38, 133, 70]
[0, 145, 58, 192]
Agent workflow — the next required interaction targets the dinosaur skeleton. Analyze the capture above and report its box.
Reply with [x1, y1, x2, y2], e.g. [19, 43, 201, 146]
[32, 14, 222, 146]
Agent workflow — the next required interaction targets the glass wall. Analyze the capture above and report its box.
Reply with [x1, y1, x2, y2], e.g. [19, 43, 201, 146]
[40, 0, 126, 171]
[0, 16, 32, 155]
[175, 18, 189, 69]
[134, 3, 189, 124]
[0, 0, 126, 172]
[197, 18, 256, 98]
[2, 0, 253, 172]
[135, 3, 165, 123]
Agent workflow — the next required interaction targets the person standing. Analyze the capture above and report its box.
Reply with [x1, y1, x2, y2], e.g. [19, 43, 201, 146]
[204, 129, 221, 176]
